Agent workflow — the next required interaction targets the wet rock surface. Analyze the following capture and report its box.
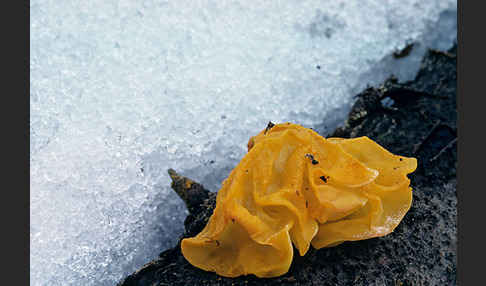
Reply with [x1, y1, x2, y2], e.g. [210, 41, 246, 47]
[119, 44, 457, 286]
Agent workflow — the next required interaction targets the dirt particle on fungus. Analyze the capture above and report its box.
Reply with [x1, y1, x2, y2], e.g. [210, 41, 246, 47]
[215, 240, 220, 246]
[320, 176, 328, 183]
[306, 201, 309, 208]
[296, 190, 300, 196]
[305, 154, 319, 165]
[264, 121, 275, 134]
[399, 158, 403, 161]
[231, 218, 235, 223]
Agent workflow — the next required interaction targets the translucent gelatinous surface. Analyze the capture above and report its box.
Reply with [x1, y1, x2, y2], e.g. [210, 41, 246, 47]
[181, 123, 417, 277]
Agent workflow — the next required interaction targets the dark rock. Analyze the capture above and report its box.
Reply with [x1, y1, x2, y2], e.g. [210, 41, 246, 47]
[119, 44, 457, 286]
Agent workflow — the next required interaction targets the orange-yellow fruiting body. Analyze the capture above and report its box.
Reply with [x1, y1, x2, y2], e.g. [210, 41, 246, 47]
[181, 123, 417, 278]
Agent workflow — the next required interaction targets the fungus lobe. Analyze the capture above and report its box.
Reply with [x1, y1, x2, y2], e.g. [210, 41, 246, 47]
[181, 123, 417, 278]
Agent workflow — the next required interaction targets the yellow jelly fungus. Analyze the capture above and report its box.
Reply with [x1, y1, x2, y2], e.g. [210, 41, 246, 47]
[181, 122, 417, 278]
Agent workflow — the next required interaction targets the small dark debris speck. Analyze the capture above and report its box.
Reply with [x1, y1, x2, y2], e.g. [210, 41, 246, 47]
[393, 42, 414, 59]
[316, 65, 321, 70]
[264, 121, 275, 134]
[305, 154, 319, 165]
[306, 201, 309, 208]
[296, 190, 300, 196]
[399, 158, 403, 161]
[320, 176, 328, 183]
